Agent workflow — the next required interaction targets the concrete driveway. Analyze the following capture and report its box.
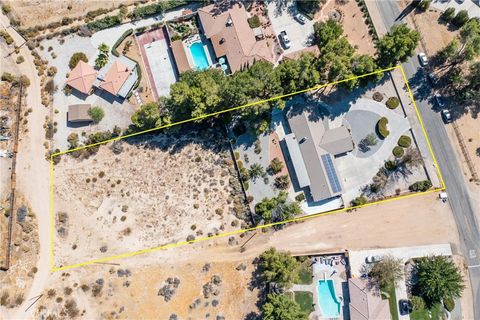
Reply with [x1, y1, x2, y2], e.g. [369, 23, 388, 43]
[266, 2, 315, 56]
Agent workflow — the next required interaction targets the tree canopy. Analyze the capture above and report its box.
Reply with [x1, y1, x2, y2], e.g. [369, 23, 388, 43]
[69, 52, 88, 69]
[370, 255, 404, 288]
[414, 255, 465, 305]
[377, 24, 420, 67]
[259, 248, 300, 288]
[262, 293, 307, 320]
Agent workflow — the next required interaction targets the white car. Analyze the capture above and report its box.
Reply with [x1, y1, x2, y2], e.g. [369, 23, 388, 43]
[295, 13, 307, 24]
[365, 255, 384, 263]
[279, 31, 291, 49]
[435, 94, 445, 108]
[418, 52, 428, 67]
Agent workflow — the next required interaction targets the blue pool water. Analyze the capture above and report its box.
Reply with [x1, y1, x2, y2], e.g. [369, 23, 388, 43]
[317, 279, 341, 318]
[189, 42, 210, 70]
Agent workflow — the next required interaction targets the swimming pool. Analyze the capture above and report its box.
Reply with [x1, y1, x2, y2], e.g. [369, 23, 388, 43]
[317, 279, 341, 318]
[189, 42, 210, 70]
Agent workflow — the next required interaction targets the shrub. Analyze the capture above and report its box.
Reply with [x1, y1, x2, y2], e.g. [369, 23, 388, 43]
[1, 72, 14, 82]
[86, 14, 121, 32]
[268, 157, 283, 174]
[452, 10, 469, 28]
[373, 92, 383, 102]
[2, 4, 12, 14]
[248, 15, 261, 28]
[409, 180, 432, 192]
[19, 75, 30, 87]
[88, 106, 105, 123]
[376, 117, 390, 139]
[444, 297, 455, 311]
[385, 160, 397, 170]
[386, 96, 400, 109]
[274, 174, 290, 190]
[441, 7, 455, 22]
[295, 193, 305, 202]
[418, 0, 431, 12]
[397, 135, 411, 148]
[47, 66, 57, 76]
[392, 146, 404, 158]
[16, 55, 24, 64]
[410, 296, 425, 310]
[69, 52, 88, 69]
[254, 140, 262, 154]
[351, 196, 367, 207]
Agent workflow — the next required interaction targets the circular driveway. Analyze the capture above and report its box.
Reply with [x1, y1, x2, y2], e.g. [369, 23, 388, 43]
[344, 110, 383, 158]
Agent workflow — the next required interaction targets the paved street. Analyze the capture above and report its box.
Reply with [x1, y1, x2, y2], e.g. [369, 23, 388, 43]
[370, 1, 480, 318]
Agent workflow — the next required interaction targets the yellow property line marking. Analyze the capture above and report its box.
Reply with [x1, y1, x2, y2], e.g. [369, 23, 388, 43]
[49, 65, 446, 272]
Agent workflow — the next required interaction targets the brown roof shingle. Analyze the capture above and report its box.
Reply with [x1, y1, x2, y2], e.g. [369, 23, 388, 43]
[171, 40, 191, 74]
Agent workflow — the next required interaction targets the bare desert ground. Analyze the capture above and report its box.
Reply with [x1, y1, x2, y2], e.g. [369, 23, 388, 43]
[53, 127, 248, 267]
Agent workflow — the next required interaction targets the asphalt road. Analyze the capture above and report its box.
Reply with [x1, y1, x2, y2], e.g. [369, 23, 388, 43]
[373, 1, 480, 317]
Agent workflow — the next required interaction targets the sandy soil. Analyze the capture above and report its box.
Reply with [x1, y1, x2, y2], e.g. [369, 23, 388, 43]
[53, 127, 248, 267]
[5, 0, 136, 29]
[318, 0, 376, 55]
[399, 0, 458, 56]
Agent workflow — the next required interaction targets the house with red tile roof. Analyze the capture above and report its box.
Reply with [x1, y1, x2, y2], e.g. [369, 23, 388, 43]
[197, 3, 275, 73]
[96, 56, 138, 98]
[66, 61, 97, 95]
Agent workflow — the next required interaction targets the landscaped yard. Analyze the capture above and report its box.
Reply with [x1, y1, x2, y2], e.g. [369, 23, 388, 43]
[382, 282, 399, 320]
[294, 291, 314, 316]
[410, 303, 444, 320]
[296, 259, 313, 285]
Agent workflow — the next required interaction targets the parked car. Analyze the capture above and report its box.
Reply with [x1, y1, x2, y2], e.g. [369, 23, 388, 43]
[439, 192, 448, 203]
[435, 93, 445, 108]
[427, 73, 437, 85]
[399, 299, 412, 315]
[365, 255, 383, 263]
[418, 52, 428, 67]
[295, 13, 307, 24]
[279, 31, 291, 49]
[441, 109, 452, 123]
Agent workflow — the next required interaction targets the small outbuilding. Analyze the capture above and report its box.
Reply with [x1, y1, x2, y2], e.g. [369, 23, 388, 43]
[67, 104, 92, 123]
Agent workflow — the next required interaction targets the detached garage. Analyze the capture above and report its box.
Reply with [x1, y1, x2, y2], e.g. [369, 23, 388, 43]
[68, 104, 92, 123]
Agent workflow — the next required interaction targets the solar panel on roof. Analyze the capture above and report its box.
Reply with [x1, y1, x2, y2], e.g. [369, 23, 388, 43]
[321, 154, 342, 193]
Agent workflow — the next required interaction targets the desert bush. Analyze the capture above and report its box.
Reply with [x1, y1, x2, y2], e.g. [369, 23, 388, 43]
[376, 117, 389, 139]
[0, 291, 9, 306]
[392, 146, 404, 158]
[69, 52, 88, 69]
[248, 16, 261, 28]
[386, 96, 399, 109]
[16, 55, 24, 64]
[88, 106, 105, 123]
[397, 135, 411, 148]
[254, 140, 262, 154]
[2, 4, 12, 14]
[385, 160, 397, 170]
[409, 180, 432, 192]
[268, 157, 283, 174]
[67, 133, 79, 149]
[1, 72, 14, 82]
[47, 66, 57, 77]
[45, 79, 55, 94]
[373, 91, 383, 102]
[351, 196, 367, 207]
[295, 193, 305, 202]
[274, 174, 290, 190]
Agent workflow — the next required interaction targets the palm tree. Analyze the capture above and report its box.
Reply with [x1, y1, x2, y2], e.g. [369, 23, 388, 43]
[249, 163, 265, 181]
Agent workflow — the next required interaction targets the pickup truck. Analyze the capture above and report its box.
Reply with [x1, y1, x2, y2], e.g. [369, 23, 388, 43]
[279, 31, 291, 49]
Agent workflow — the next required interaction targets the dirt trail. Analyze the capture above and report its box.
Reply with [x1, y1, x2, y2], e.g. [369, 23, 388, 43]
[0, 13, 51, 320]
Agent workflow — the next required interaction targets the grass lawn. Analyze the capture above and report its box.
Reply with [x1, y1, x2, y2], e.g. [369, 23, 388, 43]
[294, 291, 314, 315]
[296, 260, 313, 285]
[381, 283, 399, 320]
[410, 303, 444, 320]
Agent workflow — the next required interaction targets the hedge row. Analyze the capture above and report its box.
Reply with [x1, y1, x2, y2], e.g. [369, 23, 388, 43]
[112, 29, 133, 57]
[132, 0, 187, 19]
[377, 117, 389, 139]
[409, 180, 432, 192]
[87, 14, 121, 32]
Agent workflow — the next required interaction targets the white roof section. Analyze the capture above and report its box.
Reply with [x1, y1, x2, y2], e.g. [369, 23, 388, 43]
[284, 133, 311, 188]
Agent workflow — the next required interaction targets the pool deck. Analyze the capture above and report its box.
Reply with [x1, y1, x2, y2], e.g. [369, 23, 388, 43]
[290, 255, 349, 319]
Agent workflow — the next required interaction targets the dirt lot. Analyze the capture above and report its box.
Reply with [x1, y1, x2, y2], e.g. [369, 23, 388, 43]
[318, 0, 376, 55]
[4, 0, 136, 29]
[399, 0, 458, 56]
[53, 126, 248, 267]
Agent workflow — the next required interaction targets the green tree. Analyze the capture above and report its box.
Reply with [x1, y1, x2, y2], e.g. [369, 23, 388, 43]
[370, 255, 404, 288]
[314, 19, 343, 48]
[69, 52, 88, 69]
[262, 294, 307, 320]
[131, 102, 161, 130]
[459, 18, 480, 61]
[461, 61, 480, 103]
[88, 106, 105, 123]
[437, 39, 459, 64]
[414, 255, 465, 304]
[249, 163, 265, 181]
[452, 10, 469, 28]
[95, 43, 110, 69]
[377, 24, 420, 67]
[259, 248, 300, 288]
[441, 7, 455, 22]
